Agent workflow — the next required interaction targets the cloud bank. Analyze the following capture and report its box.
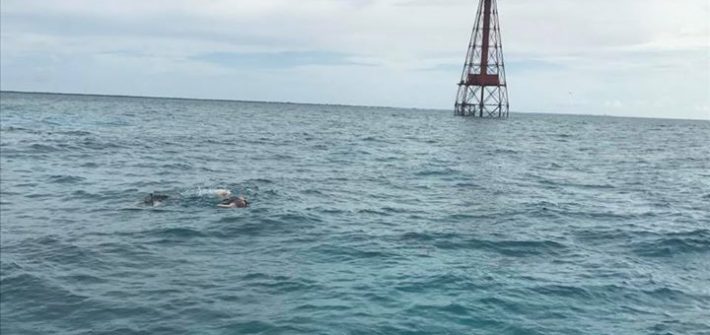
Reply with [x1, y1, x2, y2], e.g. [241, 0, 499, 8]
[1, 0, 708, 119]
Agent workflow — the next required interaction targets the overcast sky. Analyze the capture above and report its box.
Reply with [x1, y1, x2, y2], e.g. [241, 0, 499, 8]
[1, 0, 708, 119]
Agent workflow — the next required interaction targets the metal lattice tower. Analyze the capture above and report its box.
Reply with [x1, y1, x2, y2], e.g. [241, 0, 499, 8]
[454, 0, 509, 118]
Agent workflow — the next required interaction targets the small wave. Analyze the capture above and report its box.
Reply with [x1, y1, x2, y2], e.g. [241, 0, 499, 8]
[68, 190, 101, 200]
[492, 148, 520, 155]
[161, 162, 193, 170]
[1, 126, 43, 134]
[244, 178, 273, 185]
[400, 232, 435, 241]
[222, 321, 277, 334]
[573, 228, 629, 245]
[216, 216, 247, 224]
[23, 192, 52, 199]
[395, 273, 477, 293]
[414, 167, 460, 177]
[13, 182, 38, 187]
[641, 286, 708, 305]
[47, 175, 86, 184]
[360, 136, 394, 144]
[241, 272, 286, 281]
[309, 207, 348, 215]
[247, 276, 320, 292]
[1, 271, 89, 316]
[435, 238, 568, 257]
[268, 212, 323, 224]
[357, 208, 391, 216]
[445, 213, 496, 221]
[381, 206, 406, 214]
[568, 210, 637, 221]
[531, 284, 593, 300]
[95, 119, 131, 127]
[214, 214, 322, 238]
[407, 302, 472, 317]
[5, 236, 110, 270]
[58, 273, 108, 284]
[631, 229, 710, 257]
[309, 244, 397, 262]
[301, 189, 325, 195]
[27, 143, 61, 153]
[454, 181, 479, 188]
[78, 138, 127, 150]
[294, 303, 352, 313]
[119, 207, 146, 212]
[210, 221, 285, 239]
[151, 227, 206, 239]
[57, 130, 93, 136]
[0, 260, 24, 274]
[535, 176, 616, 190]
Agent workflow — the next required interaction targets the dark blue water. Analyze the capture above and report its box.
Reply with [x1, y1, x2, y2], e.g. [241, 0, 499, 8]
[1, 92, 709, 335]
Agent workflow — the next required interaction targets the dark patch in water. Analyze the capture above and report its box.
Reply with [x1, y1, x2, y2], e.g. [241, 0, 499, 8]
[435, 238, 568, 257]
[414, 167, 460, 176]
[631, 229, 710, 257]
[58, 130, 94, 136]
[27, 143, 61, 153]
[47, 175, 86, 184]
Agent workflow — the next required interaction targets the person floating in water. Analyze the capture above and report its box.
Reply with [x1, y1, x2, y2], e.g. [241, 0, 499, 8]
[142, 189, 248, 208]
[144, 193, 169, 206]
[218, 196, 249, 208]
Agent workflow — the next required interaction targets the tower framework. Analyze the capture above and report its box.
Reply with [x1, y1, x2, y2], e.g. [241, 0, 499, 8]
[455, 0, 509, 118]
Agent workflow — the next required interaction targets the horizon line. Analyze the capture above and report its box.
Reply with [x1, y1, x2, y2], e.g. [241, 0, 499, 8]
[1, 90, 707, 122]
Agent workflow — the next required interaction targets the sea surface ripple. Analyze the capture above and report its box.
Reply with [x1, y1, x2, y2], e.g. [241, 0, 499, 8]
[1, 92, 709, 334]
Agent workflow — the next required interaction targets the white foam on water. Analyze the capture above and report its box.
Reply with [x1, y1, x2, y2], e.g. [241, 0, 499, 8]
[181, 187, 232, 198]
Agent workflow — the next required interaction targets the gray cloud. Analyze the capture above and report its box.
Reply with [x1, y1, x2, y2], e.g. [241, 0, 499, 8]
[1, 0, 708, 119]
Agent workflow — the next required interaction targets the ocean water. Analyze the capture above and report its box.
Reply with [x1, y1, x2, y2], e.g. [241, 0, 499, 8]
[1, 91, 709, 335]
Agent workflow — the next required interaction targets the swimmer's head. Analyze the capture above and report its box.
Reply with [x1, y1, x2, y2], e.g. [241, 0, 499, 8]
[144, 193, 168, 205]
[218, 196, 248, 208]
[236, 196, 248, 208]
[144, 193, 155, 204]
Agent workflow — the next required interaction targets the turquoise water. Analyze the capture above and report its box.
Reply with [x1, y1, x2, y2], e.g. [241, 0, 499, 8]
[1, 92, 709, 334]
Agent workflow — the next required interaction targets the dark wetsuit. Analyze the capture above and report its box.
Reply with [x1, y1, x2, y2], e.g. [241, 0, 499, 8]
[220, 197, 248, 208]
[144, 193, 169, 206]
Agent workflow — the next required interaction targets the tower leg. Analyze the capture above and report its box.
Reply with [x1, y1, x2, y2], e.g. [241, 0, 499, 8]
[479, 87, 484, 117]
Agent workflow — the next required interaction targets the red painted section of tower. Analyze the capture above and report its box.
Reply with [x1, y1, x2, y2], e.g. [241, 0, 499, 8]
[480, 0, 492, 76]
[465, 0, 500, 87]
[467, 73, 500, 86]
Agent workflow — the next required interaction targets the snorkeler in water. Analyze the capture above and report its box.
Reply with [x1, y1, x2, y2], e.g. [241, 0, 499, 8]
[144, 193, 169, 206]
[218, 196, 249, 208]
[142, 189, 247, 208]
